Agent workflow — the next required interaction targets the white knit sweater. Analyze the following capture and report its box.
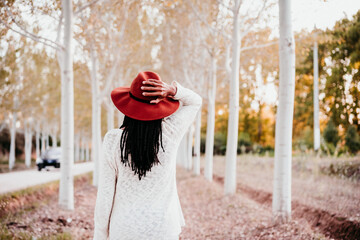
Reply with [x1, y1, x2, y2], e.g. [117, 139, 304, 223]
[93, 82, 202, 240]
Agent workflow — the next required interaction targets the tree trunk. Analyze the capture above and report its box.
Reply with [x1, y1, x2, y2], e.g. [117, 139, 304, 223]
[117, 111, 124, 127]
[272, 0, 296, 223]
[51, 133, 57, 147]
[25, 122, 32, 168]
[186, 125, 194, 170]
[193, 110, 202, 175]
[204, 56, 217, 181]
[85, 141, 90, 162]
[9, 112, 17, 170]
[80, 137, 85, 161]
[258, 103, 263, 142]
[36, 128, 40, 159]
[58, 0, 75, 210]
[91, 46, 102, 187]
[75, 134, 80, 162]
[106, 101, 114, 132]
[45, 133, 49, 150]
[41, 133, 46, 155]
[313, 40, 320, 151]
[224, 1, 241, 195]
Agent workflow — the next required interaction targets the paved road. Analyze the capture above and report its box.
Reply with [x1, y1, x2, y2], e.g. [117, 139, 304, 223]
[0, 162, 94, 195]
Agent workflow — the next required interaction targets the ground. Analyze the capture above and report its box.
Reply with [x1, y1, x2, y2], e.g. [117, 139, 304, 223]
[0, 155, 359, 239]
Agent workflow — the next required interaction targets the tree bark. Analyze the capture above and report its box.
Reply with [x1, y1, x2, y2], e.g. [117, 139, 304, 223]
[117, 111, 124, 128]
[186, 125, 194, 170]
[85, 141, 90, 162]
[224, 0, 241, 195]
[193, 110, 202, 175]
[41, 133, 46, 155]
[36, 127, 40, 160]
[272, 0, 296, 223]
[58, 0, 75, 210]
[24, 121, 32, 168]
[106, 100, 114, 131]
[75, 134, 80, 162]
[80, 137, 85, 161]
[91, 46, 102, 187]
[51, 133, 57, 147]
[313, 40, 320, 151]
[9, 112, 17, 170]
[204, 56, 217, 181]
[45, 133, 49, 150]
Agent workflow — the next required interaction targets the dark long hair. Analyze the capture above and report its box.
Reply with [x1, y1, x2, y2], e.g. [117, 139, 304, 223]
[119, 115, 164, 180]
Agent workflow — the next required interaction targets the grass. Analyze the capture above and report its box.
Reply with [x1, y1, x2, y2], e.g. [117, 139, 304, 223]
[0, 224, 74, 240]
[0, 158, 37, 173]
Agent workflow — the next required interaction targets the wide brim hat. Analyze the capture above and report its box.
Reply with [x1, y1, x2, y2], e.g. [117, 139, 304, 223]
[111, 71, 180, 121]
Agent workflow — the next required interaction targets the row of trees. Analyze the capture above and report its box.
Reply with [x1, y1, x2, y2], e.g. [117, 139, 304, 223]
[1, 0, 359, 223]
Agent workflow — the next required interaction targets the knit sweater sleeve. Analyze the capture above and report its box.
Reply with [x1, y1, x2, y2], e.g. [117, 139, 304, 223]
[93, 131, 119, 240]
[163, 81, 202, 144]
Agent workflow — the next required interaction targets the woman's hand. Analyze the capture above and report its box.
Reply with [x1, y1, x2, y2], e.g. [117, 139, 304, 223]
[141, 79, 177, 104]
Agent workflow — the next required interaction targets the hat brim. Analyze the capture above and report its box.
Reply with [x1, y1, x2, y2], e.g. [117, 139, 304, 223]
[111, 87, 180, 121]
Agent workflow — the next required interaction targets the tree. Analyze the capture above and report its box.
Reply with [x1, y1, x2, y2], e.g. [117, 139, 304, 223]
[272, 0, 296, 223]
[323, 120, 340, 147]
[223, 0, 275, 194]
[345, 125, 360, 154]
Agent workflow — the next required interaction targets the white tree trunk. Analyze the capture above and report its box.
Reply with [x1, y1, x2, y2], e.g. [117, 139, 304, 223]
[224, 1, 241, 195]
[58, 0, 75, 210]
[106, 101, 114, 132]
[193, 110, 202, 175]
[80, 137, 85, 161]
[51, 133, 57, 147]
[186, 125, 194, 170]
[204, 56, 217, 181]
[85, 141, 90, 162]
[41, 133, 46, 154]
[91, 46, 102, 187]
[36, 128, 40, 159]
[118, 111, 124, 127]
[313, 40, 320, 151]
[9, 112, 17, 170]
[75, 134, 80, 162]
[45, 133, 49, 150]
[272, 0, 296, 223]
[24, 122, 33, 168]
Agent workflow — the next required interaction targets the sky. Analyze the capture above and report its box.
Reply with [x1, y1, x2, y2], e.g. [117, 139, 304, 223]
[292, 0, 360, 32]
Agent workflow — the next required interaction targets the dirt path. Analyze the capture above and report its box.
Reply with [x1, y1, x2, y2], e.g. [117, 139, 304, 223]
[1, 166, 327, 240]
[211, 155, 360, 240]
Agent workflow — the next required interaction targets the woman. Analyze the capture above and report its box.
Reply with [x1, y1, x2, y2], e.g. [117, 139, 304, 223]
[93, 71, 202, 240]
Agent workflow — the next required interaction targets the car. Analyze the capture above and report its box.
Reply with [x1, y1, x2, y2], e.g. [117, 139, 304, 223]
[36, 147, 61, 171]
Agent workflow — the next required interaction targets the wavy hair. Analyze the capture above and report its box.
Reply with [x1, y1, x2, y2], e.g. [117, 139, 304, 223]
[119, 115, 164, 180]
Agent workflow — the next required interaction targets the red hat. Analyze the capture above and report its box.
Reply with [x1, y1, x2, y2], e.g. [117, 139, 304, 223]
[111, 71, 180, 121]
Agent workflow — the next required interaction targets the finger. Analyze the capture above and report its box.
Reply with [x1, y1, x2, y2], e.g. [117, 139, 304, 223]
[142, 80, 162, 87]
[141, 86, 163, 91]
[150, 97, 164, 104]
[142, 91, 165, 97]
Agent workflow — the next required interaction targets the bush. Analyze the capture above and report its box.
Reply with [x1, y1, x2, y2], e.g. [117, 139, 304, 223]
[323, 120, 340, 146]
[214, 132, 227, 155]
[237, 132, 253, 154]
[345, 125, 360, 154]
[200, 132, 227, 155]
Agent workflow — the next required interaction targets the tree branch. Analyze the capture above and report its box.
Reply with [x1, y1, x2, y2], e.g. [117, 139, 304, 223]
[74, 0, 101, 15]
[1, 0, 64, 51]
[0, 18, 62, 51]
